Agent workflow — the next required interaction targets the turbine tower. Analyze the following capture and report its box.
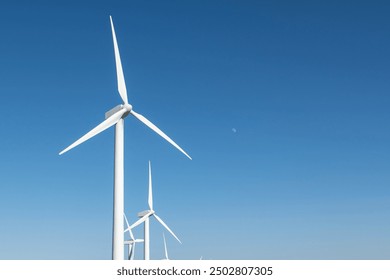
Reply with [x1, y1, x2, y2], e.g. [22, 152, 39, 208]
[128, 161, 181, 260]
[59, 16, 191, 260]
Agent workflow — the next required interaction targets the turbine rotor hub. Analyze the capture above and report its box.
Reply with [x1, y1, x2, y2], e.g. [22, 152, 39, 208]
[123, 103, 132, 112]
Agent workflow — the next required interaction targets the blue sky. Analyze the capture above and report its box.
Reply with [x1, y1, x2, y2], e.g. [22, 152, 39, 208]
[0, 0, 390, 259]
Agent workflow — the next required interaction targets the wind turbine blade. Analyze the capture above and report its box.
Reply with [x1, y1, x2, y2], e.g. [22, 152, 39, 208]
[148, 161, 153, 210]
[129, 213, 151, 229]
[109, 16, 128, 104]
[130, 110, 192, 160]
[153, 214, 182, 244]
[129, 243, 134, 260]
[129, 228, 135, 240]
[163, 232, 169, 260]
[124, 213, 134, 239]
[124, 213, 130, 229]
[59, 108, 127, 155]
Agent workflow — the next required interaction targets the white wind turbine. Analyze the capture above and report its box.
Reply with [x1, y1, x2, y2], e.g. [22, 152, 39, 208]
[124, 213, 143, 260]
[162, 232, 169, 260]
[128, 161, 181, 260]
[59, 16, 191, 260]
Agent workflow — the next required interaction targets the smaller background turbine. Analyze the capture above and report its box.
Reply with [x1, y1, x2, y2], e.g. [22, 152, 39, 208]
[130, 161, 181, 259]
[124, 213, 143, 260]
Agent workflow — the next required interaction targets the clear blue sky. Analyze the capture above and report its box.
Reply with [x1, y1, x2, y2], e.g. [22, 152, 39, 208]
[0, 0, 389, 260]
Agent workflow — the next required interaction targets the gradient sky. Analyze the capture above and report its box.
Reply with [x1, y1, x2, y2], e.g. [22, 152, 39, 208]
[0, 0, 389, 260]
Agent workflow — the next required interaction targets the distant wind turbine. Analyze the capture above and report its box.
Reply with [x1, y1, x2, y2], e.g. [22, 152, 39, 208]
[128, 161, 181, 260]
[59, 16, 191, 260]
[162, 232, 169, 260]
[124, 213, 143, 260]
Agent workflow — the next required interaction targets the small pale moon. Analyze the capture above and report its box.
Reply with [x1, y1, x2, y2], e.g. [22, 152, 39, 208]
[232, 128, 237, 133]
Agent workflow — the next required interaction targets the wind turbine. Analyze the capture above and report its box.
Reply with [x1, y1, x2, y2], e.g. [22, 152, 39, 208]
[162, 232, 169, 260]
[59, 16, 191, 260]
[129, 161, 181, 260]
[124, 213, 143, 260]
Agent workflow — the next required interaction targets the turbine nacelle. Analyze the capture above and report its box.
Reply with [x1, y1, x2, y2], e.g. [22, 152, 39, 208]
[138, 209, 154, 218]
[105, 104, 133, 119]
[124, 239, 144, 245]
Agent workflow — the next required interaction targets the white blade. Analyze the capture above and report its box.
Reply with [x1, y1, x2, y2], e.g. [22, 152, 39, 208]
[129, 243, 134, 260]
[130, 110, 192, 160]
[153, 214, 182, 244]
[124, 213, 135, 240]
[163, 232, 169, 260]
[59, 108, 126, 155]
[148, 161, 153, 210]
[129, 229, 135, 240]
[129, 212, 152, 230]
[109, 16, 128, 104]
[124, 213, 130, 229]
